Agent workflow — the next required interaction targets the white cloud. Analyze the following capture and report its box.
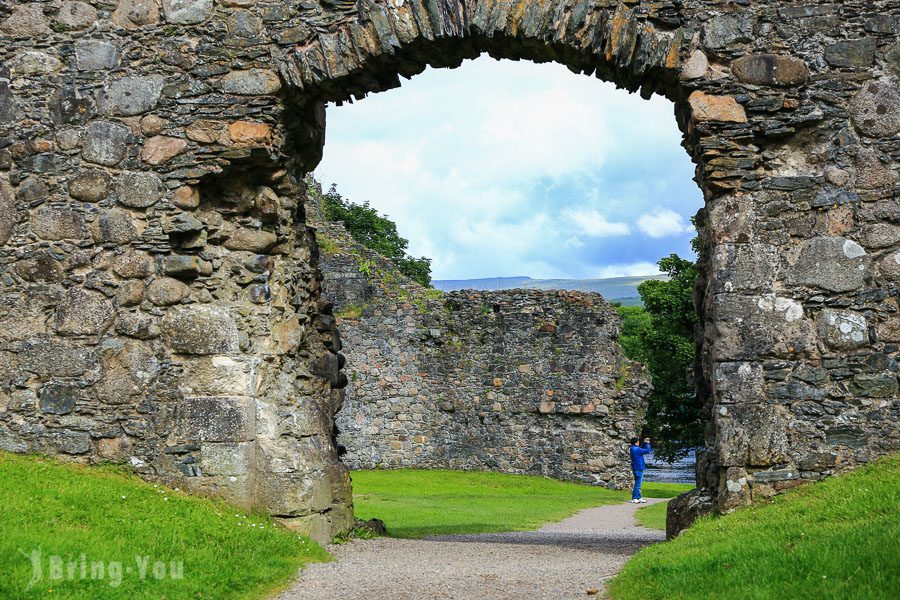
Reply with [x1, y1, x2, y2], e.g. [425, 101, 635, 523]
[564, 208, 630, 237]
[315, 56, 701, 279]
[637, 208, 694, 238]
[593, 262, 662, 278]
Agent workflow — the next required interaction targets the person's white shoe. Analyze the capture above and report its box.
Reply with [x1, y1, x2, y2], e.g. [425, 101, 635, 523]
[638, 498, 648, 503]
[631, 499, 641, 504]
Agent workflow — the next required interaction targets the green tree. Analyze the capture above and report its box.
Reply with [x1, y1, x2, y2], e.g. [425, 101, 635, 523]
[617, 254, 702, 462]
[322, 185, 432, 287]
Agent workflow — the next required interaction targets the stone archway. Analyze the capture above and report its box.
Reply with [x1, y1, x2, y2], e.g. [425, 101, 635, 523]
[0, 0, 896, 541]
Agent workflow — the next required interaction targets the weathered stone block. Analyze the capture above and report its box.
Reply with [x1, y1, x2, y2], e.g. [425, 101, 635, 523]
[111, 249, 155, 279]
[181, 356, 256, 396]
[141, 136, 188, 165]
[31, 205, 85, 240]
[82, 121, 131, 166]
[219, 69, 282, 95]
[200, 441, 253, 475]
[161, 305, 239, 354]
[731, 54, 808, 86]
[19, 337, 98, 377]
[688, 91, 747, 123]
[9, 51, 63, 76]
[163, 0, 213, 24]
[0, 178, 13, 245]
[703, 13, 754, 49]
[163, 255, 202, 279]
[54, 288, 115, 336]
[825, 38, 876, 68]
[179, 396, 255, 442]
[39, 383, 80, 415]
[75, 40, 121, 71]
[786, 237, 871, 292]
[56, 430, 91, 455]
[99, 75, 165, 116]
[715, 404, 789, 467]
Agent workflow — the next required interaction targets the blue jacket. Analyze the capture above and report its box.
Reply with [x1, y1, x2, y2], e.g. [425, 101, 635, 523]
[630, 442, 652, 471]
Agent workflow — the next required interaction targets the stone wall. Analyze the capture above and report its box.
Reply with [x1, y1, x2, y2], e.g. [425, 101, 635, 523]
[311, 192, 651, 487]
[0, 0, 897, 538]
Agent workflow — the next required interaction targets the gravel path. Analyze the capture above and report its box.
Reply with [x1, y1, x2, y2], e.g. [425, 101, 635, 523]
[278, 499, 666, 600]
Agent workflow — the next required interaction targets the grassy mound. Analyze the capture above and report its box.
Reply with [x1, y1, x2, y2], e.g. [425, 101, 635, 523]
[609, 455, 900, 600]
[0, 452, 329, 599]
[351, 468, 691, 538]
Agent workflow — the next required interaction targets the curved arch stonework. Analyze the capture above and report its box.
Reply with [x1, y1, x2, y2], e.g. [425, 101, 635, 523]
[0, 0, 897, 540]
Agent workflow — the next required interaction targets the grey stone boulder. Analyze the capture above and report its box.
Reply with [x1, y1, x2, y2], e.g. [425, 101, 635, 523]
[850, 80, 900, 138]
[68, 170, 111, 202]
[92, 208, 141, 244]
[99, 75, 165, 116]
[117, 171, 165, 208]
[82, 121, 131, 166]
[111, 249, 155, 279]
[787, 237, 871, 292]
[163, 0, 213, 24]
[0, 4, 49, 37]
[146, 277, 190, 306]
[225, 228, 277, 252]
[667, 489, 714, 539]
[162, 305, 240, 354]
[57, 1, 98, 30]
[56, 431, 91, 455]
[818, 309, 868, 350]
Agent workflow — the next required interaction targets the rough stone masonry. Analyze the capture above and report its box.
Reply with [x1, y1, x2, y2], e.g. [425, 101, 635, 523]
[0, 0, 897, 540]
[309, 188, 652, 489]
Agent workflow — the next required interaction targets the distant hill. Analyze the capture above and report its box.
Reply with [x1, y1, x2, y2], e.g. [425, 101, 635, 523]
[433, 275, 668, 305]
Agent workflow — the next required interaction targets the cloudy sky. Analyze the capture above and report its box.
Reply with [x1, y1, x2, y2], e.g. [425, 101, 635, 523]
[315, 56, 703, 281]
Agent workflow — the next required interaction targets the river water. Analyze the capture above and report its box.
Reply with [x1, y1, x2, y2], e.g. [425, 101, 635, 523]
[644, 448, 696, 485]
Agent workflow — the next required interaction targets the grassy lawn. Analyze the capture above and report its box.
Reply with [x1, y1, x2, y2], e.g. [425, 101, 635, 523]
[351, 468, 692, 538]
[0, 452, 329, 599]
[635, 501, 669, 530]
[609, 454, 900, 600]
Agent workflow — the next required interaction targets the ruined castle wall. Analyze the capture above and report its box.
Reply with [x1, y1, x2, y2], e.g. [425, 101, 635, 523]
[314, 209, 651, 487]
[0, 0, 897, 538]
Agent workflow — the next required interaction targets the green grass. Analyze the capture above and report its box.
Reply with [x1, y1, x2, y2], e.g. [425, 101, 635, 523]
[609, 455, 900, 600]
[351, 468, 691, 538]
[0, 452, 329, 599]
[635, 500, 670, 530]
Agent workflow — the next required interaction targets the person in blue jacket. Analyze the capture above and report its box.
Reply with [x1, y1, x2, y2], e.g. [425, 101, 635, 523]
[629, 436, 652, 503]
